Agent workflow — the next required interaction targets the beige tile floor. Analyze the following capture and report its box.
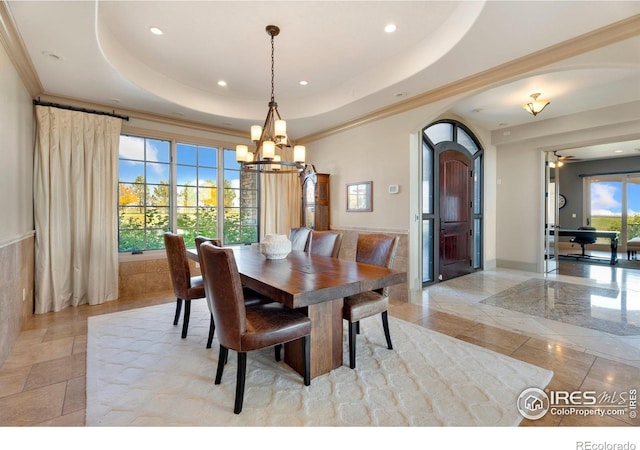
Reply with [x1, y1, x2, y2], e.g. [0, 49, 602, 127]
[1, 265, 639, 427]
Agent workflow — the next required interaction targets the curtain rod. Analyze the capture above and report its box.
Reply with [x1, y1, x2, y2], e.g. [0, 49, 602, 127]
[33, 99, 129, 121]
[578, 170, 640, 178]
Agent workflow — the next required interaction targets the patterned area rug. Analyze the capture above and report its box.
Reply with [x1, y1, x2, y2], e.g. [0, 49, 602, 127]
[86, 302, 552, 426]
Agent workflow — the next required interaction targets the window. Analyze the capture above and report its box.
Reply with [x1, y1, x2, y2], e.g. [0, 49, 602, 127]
[584, 173, 640, 245]
[118, 136, 171, 252]
[118, 135, 259, 252]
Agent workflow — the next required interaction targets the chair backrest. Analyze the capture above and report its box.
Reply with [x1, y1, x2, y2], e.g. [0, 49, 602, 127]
[577, 226, 597, 244]
[199, 242, 247, 351]
[164, 232, 192, 298]
[356, 233, 399, 297]
[290, 227, 311, 252]
[195, 236, 222, 248]
[308, 231, 343, 258]
[195, 236, 222, 312]
[355, 233, 399, 268]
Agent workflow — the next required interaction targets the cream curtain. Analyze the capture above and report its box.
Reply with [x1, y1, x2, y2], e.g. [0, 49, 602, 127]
[33, 106, 122, 313]
[259, 164, 302, 239]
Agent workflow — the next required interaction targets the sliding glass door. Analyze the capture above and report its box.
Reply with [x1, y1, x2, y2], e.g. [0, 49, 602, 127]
[627, 175, 640, 240]
[584, 173, 640, 247]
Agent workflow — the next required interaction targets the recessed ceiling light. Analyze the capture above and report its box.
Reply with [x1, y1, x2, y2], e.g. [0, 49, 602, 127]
[110, 98, 121, 104]
[149, 27, 164, 36]
[614, 150, 623, 153]
[299, 80, 308, 86]
[217, 80, 227, 87]
[384, 24, 397, 33]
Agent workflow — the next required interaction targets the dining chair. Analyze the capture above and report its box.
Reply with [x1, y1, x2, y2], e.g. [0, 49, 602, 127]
[163, 232, 206, 339]
[199, 241, 312, 414]
[289, 227, 311, 252]
[307, 230, 343, 258]
[343, 233, 399, 369]
[195, 236, 273, 349]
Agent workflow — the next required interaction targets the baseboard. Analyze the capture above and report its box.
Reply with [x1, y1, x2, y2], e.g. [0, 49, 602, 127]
[496, 259, 538, 273]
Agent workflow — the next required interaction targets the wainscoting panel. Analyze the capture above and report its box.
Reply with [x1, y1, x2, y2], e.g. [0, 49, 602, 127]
[0, 233, 34, 366]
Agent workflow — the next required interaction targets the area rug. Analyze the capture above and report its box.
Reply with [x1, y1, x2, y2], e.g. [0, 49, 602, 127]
[86, 301, 552, 426]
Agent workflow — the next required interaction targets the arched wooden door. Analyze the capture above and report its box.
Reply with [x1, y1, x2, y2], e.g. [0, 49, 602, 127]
[439, 149, 473, 280]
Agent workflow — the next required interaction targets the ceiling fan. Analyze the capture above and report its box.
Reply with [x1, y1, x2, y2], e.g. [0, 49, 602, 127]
[553, 150, 582, 164]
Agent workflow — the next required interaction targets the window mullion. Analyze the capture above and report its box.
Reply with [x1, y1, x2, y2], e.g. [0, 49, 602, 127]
[217, 146, 224, 242]
[170, 140, 178, 233]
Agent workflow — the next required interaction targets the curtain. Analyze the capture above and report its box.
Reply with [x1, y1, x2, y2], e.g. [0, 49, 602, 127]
[259, 147, 302, 239]
[33, 106, 122, 313]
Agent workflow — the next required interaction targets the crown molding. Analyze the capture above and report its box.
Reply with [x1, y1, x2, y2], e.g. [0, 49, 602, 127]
[300, 14, 640, 144]
[35, 93, 247, 140]
[3, 2, 638, 146]
[0, 1, 42, 96]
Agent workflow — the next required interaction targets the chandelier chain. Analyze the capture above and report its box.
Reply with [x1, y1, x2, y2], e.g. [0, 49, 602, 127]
[270, 31, 275, 103]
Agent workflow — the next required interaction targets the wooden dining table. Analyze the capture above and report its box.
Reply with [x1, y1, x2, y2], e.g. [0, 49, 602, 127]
[187, 245, 407, 379]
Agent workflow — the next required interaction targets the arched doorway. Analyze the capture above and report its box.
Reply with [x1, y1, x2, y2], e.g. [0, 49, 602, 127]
[421, 120, 484, 284]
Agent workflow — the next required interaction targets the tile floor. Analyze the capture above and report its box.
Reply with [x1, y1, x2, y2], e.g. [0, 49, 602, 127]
[1, 262, 639, 427]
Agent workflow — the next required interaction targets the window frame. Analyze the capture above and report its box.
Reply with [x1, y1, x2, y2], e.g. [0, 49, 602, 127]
[117, 129, 259, 258]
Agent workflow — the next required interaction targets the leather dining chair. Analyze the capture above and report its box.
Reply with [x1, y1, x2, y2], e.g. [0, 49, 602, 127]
[194, 236, 222, 349]
[195, 236, 272, 349]
[199, 241, 312, 414]
[343, 233, 399, 369]
[289, 227, 311, 252]
[307, 230, 343, 258]
[164, 232, 206, 339]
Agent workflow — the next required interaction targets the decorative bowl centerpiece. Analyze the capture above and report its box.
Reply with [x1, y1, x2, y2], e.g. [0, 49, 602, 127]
[260, 234, 292, 260]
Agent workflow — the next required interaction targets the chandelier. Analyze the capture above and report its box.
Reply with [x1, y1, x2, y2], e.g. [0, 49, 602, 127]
[236, 25, 306, 173]
[522, 92, 550, 116]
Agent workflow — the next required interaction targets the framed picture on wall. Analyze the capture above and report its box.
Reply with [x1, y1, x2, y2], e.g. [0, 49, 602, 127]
[346, 181, 372, 212]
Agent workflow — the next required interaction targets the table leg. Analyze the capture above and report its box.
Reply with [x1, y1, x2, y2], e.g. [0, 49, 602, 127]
[284, 297, 344, 379]
[610, 238, 618, 265]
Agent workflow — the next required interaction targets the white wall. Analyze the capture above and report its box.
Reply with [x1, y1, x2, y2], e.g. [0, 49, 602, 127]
[0, 42, 34, 244]
[493, 101, 640, 271]
[0, 38, 35, 365]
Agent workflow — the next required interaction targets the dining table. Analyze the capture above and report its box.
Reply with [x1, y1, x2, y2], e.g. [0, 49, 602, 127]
[187, 244, 407, 379]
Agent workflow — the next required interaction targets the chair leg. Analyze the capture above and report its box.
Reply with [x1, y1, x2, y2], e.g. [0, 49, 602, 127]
[275, 344, 282, 361]
[348, 321, 357, 369]
[303, 335, 310, 386]
[356, 321, 360, 334]
[181, 300, 191, 339]
[173, 298, 182, 325]
[381, 311, 393, 350]
[215, 345, 228, 385]
[234, 352, 247, 414]
[206, 313, 215, 349]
